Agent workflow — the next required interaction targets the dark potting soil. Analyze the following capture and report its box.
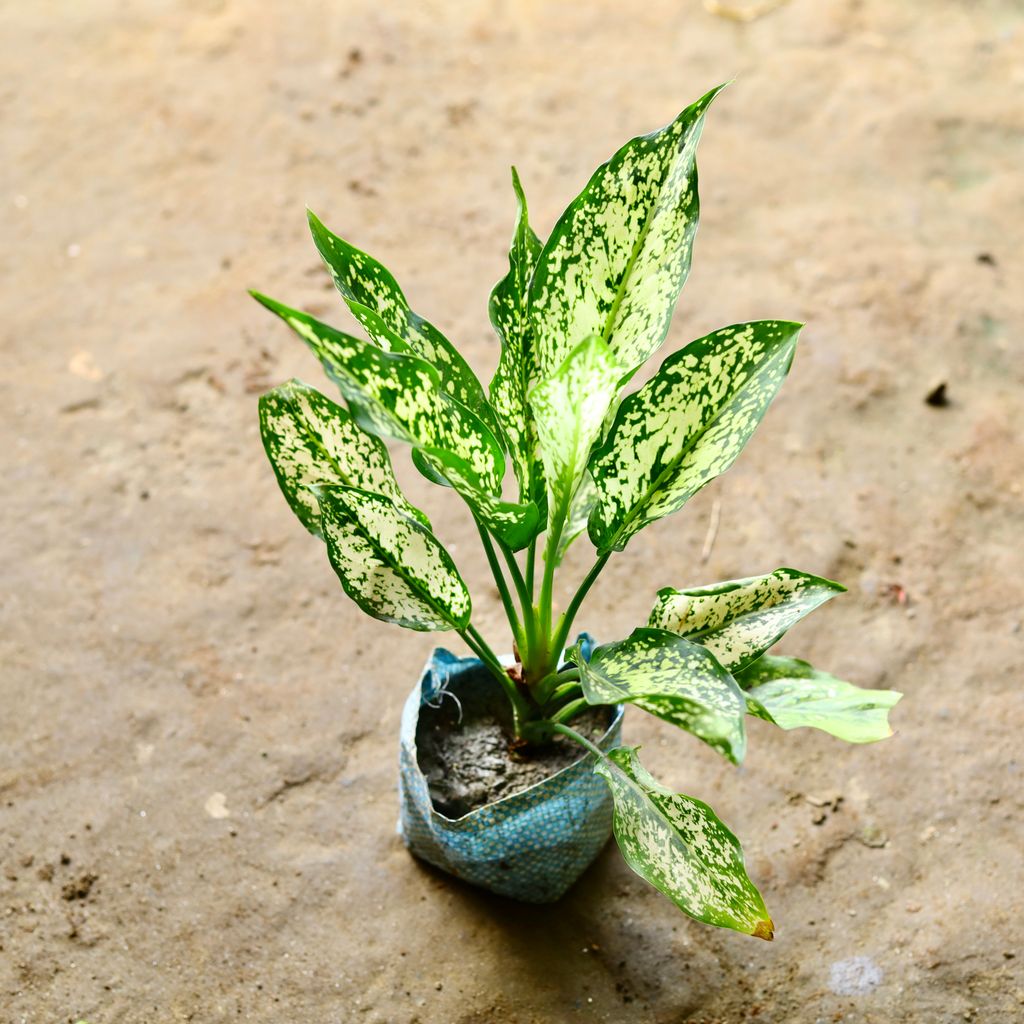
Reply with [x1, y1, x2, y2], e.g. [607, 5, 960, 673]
[416, 671, 614, 819]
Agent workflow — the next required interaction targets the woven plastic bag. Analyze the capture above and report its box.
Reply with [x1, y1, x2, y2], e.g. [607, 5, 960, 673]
[397, 638, 624, 903]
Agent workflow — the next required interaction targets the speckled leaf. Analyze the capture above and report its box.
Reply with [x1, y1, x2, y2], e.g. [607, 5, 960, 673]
[572, 628, 747, 764]
[307, 211, 498, 435]
[530, 86, 724, 383]
[251, 292, 505, 495]
[595, 746, 773, 939]
[552, 471, 598, 565]
[739, 657, 902, 744]
[649, 568, 845, 672]
[529, 335, 620, 522]
[258, 379, 428, 537]
[416, 447, 540, 551]
[317, 486, 470, 631]
[489, 169, 545, 505]
[588, 320, 801, 554]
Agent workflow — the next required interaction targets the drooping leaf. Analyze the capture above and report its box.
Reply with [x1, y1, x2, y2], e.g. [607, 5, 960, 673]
[416, 447, 540, 551]
[588, 320, 801, 554]
[489, 169, 545, 505]
[530, 85, 725, 383]
[258, 380, 428, 537]
[571, 628, 747, 764]
[529, 335, 620, 523]
[317, 486, 470, 631]
[648, 567, 845, 672]
[594, 746, 773, 939]
[250, 292, 504, 493]
[738, 656, 902, 744]
[307, 210, 499, 435]
[551, 471, 598, 565]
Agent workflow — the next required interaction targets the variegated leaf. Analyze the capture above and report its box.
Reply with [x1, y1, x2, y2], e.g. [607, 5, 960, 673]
[529, 335, 620, 523]
[739, 656, 902, 744]
[572, 628, 747, 764]
[588, 320, 801, 554]
[489, 168, 545, 505]
[595, 746, 773, 939]
[307, 211, 498, 435]
[552, 471, 598, 565]
[530, 86, 724, 383]
[416, 447, 540, 551]
[259, 379, 428, 537]
[649, 567, 845, 672]
[317, 486, 470, 631]
[251, 292, 505, 494]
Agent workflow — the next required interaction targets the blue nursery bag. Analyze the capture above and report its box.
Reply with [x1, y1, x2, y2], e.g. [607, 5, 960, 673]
[397, 641, 624, 903]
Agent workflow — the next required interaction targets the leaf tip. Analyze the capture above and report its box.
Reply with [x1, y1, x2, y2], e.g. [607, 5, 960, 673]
[752, 918, 774, 941]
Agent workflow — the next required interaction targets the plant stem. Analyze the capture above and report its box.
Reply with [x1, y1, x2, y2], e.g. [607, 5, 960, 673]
[551, 552, 610, 658]
[537, 503, 567, 669]
[495, 537, 538, 659]
[459, 626, 530, 734]
[475, 520, 523, 647]
[552, 722, 606, 761]
[525, 537, 537, 597]
[550, 697, 588, 725]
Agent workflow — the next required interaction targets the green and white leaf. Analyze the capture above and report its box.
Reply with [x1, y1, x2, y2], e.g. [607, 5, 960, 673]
[530, 86, 724, 383]
[258, 380, 427, 537]
[649, 567, 845, 672]
[416, 447, 540, 551]
[588, 320, 801, 554]
[251, 292, 505, 493]
[307, 211, 498, 434]
[489, 168, 545, 505]
[739, 656, 902, 744]
[317, 486, 470, 631]
[594, 746, 773, 939]
[572, 628, 747, 764]
[529, 335, 620, 522]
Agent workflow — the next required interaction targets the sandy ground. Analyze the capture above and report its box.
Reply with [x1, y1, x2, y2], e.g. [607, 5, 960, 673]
[3, 1, 1023, 1021]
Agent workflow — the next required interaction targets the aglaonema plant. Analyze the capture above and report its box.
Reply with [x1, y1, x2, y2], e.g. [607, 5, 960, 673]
[253, 85, 902, 940]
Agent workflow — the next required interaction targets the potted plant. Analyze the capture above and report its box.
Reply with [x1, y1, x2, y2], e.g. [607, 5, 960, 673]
[252, 85, 901, 939]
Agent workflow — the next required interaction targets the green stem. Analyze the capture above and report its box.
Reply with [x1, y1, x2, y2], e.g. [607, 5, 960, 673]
[536, 502, 568, 670]
[535, 667, 581, 706]
[550, 697, 587, 725]
[551, 552, 610, 658]
[552, 722, 605, 761]
[525, 537, 537, 597]
[496, 537, 538, 659]
[547, 679, 582, 704]
[459, 626, 529, 733]
[475, 520, 522, 648]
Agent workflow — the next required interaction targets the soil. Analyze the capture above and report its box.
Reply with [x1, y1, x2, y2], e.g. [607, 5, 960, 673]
[416, 668, 614, 818]
[3, 2, 1024, 1022]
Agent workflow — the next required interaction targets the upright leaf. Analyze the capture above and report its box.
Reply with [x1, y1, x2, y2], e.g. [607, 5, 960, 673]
[739, 656, 902, 744]
[589, 320, 801, 554]
[649, 568, 845, 672]
[307, 211, 499, 435]
[529, 335, 620, 522]
[530, 86, 724, 383]
[317, 486, 470, 631]
[595, 746, 773, 939]
[489, 169, 545, 504]
[250, 292, 504, 492]
[572, 628, 747, 764]
[259, 380, 428, 536]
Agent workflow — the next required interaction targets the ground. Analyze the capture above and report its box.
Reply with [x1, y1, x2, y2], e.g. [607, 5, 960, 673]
[2, 1, 1023, 1021]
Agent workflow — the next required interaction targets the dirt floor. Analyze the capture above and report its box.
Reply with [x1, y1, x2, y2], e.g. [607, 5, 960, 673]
[3, 1, 1023, 1021]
